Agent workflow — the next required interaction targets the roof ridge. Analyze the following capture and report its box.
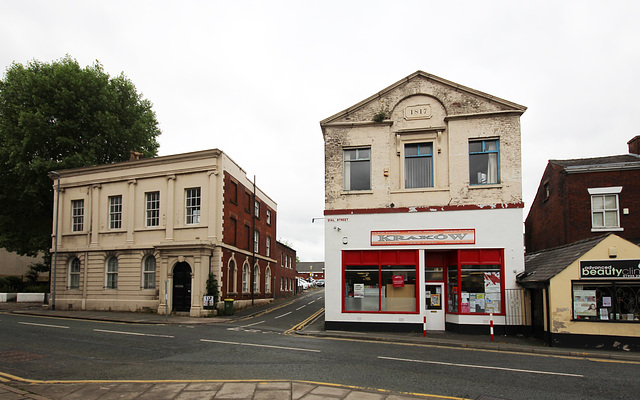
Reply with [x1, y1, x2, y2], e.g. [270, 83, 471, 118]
[525, 233, 611, 256]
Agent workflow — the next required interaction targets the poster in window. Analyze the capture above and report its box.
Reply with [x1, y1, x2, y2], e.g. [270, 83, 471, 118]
[484, 272, 500, 293]
[476, 293, 485, 313]
[392, 275, 405, 287]
[600, 309, 609, 320]
[431, 294, 441, 307]
[574, 290, 597, 316]
[354, 283, 365, 298]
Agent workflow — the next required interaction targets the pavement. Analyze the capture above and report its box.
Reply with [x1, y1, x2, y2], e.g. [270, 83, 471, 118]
[1, 295, 639, 400]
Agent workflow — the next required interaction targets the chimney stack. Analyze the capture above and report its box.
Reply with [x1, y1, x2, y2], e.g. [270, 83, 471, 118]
[628, 136, 640, 155]
[129, 151, 143, 161]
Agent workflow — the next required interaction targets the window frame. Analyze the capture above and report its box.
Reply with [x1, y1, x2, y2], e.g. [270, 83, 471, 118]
[588, 187, 623, 231]
[469, 139, 500, 185]
[71, 199, 84, 232]
[185, 187, 201, 225]
[143, 256, 156, 289]
[145, 191, 160, 227]
[342, 250, 419, 314]
[404, 142, 434, 189]
[572, 280, 640, 323]
[242, 262, 250, 293]
[108, 195, 122, 230]
[254, 230, 260, 253]
[69, 257, 81, 289]
[266, 209, 271, 225]
[266, 236, 271, 257]
[105, 256, 118, 289]
[343, 147, 371, 191]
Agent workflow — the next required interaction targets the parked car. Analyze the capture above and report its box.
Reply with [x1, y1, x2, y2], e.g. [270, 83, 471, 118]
[316, 279, 325, 287]
[297, 278, 309, 290]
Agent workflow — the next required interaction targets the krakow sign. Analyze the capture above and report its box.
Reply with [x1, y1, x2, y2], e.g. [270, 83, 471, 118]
[580, 259, 640, 279]
[371, 229, 475, 246]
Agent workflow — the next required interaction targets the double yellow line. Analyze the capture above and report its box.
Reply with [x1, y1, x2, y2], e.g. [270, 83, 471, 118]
[285, 307, 324, 335]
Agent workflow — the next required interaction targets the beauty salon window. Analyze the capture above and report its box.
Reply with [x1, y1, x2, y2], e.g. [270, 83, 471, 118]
[572, 282, 640, 322]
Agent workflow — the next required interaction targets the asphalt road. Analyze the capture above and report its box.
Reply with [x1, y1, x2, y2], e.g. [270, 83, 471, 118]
[1, 290, 639, 400]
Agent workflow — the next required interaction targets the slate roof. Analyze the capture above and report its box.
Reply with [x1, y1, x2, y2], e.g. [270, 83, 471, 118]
[518, 235, 611, 285]
[297, 262, 325, 273]
[550, 154, 640, 168]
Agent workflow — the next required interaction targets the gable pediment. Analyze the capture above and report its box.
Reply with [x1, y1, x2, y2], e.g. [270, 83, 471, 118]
[320, 71, 526, 127]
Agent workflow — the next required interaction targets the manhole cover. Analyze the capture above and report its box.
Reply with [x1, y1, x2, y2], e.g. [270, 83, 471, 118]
[0, 350, 47, 363]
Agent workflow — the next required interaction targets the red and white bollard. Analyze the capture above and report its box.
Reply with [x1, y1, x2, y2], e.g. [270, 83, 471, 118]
[423, 316, 427, 337]
[490, 312, 494, 341]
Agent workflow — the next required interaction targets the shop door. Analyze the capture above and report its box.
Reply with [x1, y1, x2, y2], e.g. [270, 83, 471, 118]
[425, 283, 445, 331]
[173, 262, 192, 312]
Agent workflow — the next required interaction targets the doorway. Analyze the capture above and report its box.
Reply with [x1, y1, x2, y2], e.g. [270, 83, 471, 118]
[173, 262, 192, 312]
[425, 283, 445, 330]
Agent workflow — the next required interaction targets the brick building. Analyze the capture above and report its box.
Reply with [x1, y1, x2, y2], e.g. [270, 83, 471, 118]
[275, 241, 298, 297]
[49, 149, 292, 316]
[525, 136, 640, 253]
[321, 71, 527, 333]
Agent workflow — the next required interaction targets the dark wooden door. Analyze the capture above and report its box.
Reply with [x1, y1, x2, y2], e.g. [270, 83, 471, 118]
[173, 262, 192, 312]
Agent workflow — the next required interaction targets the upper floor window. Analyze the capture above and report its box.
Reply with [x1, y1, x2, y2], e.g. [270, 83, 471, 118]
[254, 199, 260, 218]
[185, 188, 201, 225]
[72, 200, 84, 232]
[343, 148, 371, 191]
[405, 143, 433, 188]
[266, 209, 271, 225]
[469, 139, 499, 185]
[229, 181, 238, 204]
[145, 192, 160, 227]
[69, 257, 81, 289]
[108, 195, 122, 229]
[266, 236, 271, 257]
[254, 230, 260, 253]
[588, 187, 622, 230]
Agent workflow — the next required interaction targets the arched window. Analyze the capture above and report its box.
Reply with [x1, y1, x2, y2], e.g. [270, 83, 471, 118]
[265, 267, 271, 293]
[106, 256, 118, 289]
[253, 264, 260, 292]
[69, 257, 80, 289]
[143, 256, 156, 289]
[242, 263, 250, 293]
[228, 259, 236, 293]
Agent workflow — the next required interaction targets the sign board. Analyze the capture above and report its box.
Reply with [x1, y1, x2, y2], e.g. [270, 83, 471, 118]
[371, 229, 475, 246]
[354, 283, 365, 298]
[392, 275, 405, 287]
[203, 295, 214, 307]
[580, 259, 640, 279]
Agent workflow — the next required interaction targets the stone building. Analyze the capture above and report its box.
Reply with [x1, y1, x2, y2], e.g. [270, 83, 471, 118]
[49, 149, 288, 316]
[320, 71, 527, 333]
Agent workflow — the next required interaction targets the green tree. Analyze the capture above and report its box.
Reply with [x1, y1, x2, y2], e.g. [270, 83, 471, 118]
[0, 56, 160, 257]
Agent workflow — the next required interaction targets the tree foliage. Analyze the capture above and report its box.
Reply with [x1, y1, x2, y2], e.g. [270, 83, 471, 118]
[0, 56, 161, 257]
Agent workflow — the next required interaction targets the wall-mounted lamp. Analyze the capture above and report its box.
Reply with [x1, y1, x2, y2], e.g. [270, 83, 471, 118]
[342, 237, 348, 245]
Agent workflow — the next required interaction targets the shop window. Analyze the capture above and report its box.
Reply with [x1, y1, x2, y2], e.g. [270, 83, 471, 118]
[343, 148, 371, 191]
[404, 142, 433, 188]
[572, 282, 640, 322]
[469, 139, 499, 185]
[343, 250, 418, 313]
[447, 249, 503, 314]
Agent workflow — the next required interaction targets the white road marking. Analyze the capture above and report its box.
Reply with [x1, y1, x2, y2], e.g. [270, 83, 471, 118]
[308, 300, 316, 304]
[296, 305, 306, 310]
[93, 329, 174, 338]
[201, 339, 320, 353]
[379, 356, 583, 377]
[242, 320, 265, 327]
[19, 322, 69, 329]
[275, 312, 292, 319]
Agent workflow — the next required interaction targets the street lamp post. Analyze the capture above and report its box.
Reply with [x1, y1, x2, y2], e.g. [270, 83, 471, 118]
[50, 171, 60, 310]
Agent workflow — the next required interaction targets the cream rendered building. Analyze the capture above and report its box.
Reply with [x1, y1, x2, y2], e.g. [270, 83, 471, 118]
[321, 71, 527, 333]
[50, 149, 276, 316]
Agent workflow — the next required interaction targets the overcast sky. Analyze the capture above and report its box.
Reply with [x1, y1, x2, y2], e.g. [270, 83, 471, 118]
[2, 1, 638, 261]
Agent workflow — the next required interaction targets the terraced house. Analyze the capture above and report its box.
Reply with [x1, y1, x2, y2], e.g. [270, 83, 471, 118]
[49, 149, 293, 316]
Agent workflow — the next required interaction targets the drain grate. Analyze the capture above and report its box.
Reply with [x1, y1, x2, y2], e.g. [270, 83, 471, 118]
[0, 350, 47, 363]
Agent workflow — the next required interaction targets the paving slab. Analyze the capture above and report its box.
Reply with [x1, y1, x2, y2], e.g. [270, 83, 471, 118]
[214, 382, 256, 399]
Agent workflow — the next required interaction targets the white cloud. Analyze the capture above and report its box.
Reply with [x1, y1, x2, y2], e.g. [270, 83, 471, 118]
[1, 0, 638, 260]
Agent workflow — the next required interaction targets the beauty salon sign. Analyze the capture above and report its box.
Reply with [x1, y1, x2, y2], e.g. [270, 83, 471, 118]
[371, 229, 475, 246]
